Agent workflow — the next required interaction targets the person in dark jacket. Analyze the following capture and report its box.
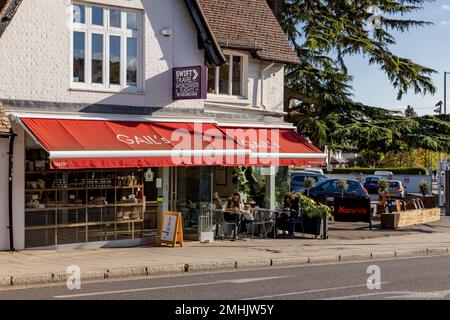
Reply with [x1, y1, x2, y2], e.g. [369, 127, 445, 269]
[277, 193, 295, 235]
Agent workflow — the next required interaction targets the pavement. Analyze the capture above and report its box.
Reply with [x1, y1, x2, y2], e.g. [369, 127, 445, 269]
[1, 255, 450, 300]
[1, 217, 450, 288]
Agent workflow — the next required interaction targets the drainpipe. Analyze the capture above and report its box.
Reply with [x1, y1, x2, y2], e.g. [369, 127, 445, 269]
[1, 129, 15, 251]
[260, 62, 275, 109]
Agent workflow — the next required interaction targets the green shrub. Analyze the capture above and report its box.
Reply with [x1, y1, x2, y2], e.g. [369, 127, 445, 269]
[331, 167, 428, 175]
[296, 194, 333, 221]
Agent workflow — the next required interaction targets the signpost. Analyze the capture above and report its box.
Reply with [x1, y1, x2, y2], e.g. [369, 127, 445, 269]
[173, 65, 207, 100]
[334, 197, 372, 230]
[160, 211, 184, 248]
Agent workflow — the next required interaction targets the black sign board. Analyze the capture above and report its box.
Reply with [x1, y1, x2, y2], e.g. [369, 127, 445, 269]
[172, 65, 207, 100]
[334, 197, 372, 228]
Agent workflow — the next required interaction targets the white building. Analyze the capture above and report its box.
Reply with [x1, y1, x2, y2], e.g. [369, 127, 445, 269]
[0, 0, 325, 250]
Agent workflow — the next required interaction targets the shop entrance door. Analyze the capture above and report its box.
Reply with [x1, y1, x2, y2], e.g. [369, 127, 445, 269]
[175, 167, 213, 240]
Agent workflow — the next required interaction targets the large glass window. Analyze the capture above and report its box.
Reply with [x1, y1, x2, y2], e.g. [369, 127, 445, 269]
[73, 4, 85, 24]
[72, 31, 85, 83]
[91, 34, 104, 84]
[127, 37, 138, 86]
[207, 53, 246, 97]
[24, 141, 163, 248]
[71, 3, 142, 91]
[109, 35, 121, 85]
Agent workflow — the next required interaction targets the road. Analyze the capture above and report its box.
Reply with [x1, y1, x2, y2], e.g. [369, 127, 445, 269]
[2, 255, 450, 300]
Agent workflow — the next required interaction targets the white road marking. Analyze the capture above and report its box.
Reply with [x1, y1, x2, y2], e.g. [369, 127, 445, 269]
[54, 276, 290, 299]
[324, 289, 450, 300]
[227, 276, 290, 284]
[242, 282, 389, 300]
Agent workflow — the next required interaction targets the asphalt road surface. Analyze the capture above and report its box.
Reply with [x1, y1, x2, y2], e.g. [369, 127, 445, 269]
[2, 255, 450, 300]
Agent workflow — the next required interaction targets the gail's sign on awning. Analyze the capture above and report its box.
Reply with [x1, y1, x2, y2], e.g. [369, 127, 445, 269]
[173, 66, 207, 100]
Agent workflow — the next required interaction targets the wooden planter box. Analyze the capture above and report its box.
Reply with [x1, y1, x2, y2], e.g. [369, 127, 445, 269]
[381, 208, 441, 229]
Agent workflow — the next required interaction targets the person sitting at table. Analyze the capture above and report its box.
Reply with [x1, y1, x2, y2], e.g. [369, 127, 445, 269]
[213, 192, 224, 210]
[287, 196, 301, 237]
[223, 193, 244, 222]
[277, 193, 296, 235]
[240, 204, 254, 233]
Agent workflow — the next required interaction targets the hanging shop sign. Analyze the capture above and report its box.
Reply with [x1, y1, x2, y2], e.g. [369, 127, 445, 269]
[173, 65, 207, 100]
[334, 197, 372, 229]
[160, 211, 184, 247]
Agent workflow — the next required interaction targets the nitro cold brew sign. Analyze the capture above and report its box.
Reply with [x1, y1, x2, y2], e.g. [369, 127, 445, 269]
[173, 66, 207, 100]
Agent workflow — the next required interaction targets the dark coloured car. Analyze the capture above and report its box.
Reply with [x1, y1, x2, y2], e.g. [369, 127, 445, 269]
[307, 179, 369, 205]
[290, 171, 327, 193]
[363, 176, 382, 195]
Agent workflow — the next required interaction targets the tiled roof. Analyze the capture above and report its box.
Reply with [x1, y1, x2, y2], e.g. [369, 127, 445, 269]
[0, 0, 21, 38]
[0, 104, 11, 135]
[0, 0, 8, 14]
[197, 0, 300, 65]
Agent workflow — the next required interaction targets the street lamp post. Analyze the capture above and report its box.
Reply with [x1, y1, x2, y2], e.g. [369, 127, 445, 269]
[444, 73, 449, 209]
[435, 100, 444, 207]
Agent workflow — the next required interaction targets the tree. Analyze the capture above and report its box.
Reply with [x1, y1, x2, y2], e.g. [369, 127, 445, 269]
[405, 105, 418, 118]
[267, 0, 450, 153]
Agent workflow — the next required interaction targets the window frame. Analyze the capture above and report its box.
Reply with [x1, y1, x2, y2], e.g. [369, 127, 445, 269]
[70, 3, 143, 93]
[207, 50, 248, 100]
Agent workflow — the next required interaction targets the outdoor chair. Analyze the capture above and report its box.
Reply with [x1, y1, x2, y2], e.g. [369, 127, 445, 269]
[251, 210, 275, 239]
[212, 209, 239, 240]
[290, 214, 305, 237]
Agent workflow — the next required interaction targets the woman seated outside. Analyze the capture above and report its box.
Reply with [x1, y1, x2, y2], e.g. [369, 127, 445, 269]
[277, 193, 301, 236]
[223, 193, 244, 222]
[240, 204, 254, 233]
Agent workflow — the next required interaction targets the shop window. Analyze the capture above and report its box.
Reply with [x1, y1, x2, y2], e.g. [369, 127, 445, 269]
[24, 145, 163, 248]
[207, 52, 247, 98]
[71, 3, 143, 92]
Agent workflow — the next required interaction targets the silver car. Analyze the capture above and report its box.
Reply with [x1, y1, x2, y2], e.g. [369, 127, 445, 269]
[387, 180, 405, 199]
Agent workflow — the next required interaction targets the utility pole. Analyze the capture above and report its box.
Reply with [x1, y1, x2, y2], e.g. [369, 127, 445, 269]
[435, 101, 444, 207]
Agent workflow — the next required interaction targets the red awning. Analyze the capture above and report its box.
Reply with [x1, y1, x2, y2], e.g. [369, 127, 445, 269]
[19, 118, 247, 169]
[220, 126, 326, 167]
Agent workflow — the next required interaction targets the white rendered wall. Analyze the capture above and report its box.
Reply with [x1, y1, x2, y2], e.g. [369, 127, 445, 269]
[0, 0, 204, 110]
[12, 125, 25, 250]
[0, 0, 286, 115]
[0, 139, 9, 250]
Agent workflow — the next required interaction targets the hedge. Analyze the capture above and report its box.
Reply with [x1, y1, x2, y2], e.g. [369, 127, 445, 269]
[330, 167, 429, 175]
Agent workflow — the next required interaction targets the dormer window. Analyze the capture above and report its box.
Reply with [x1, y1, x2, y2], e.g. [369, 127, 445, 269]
[207, 52, 248, 98]
[71, 3, 142, 93]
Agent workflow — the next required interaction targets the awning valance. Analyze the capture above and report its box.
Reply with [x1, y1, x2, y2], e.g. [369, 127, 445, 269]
[17, 117, 326, 169]
[19, 118, 247, 169]
[219, 126, 327, 167]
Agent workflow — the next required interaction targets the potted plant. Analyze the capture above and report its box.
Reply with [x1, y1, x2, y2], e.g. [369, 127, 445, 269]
[296, 195, 332, 236]
[378, 178, 390, 205]
[304, 177, 316, 196]
[419, 181, 430, 196]
[337, 179, 348, 198]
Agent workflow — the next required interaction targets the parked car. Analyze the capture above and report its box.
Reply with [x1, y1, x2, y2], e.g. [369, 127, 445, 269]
[303, 168, 325, 175]
[387, 180, 405, 199]
[374, 171, 394, 178]
[363, 175, 383, 195]
[307, 179, 369, 205]
[290, 171, 327, 193]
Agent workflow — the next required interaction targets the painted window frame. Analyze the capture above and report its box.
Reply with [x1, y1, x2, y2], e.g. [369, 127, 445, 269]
[70, 3, 143, 93]
[207, 50, 249, 100]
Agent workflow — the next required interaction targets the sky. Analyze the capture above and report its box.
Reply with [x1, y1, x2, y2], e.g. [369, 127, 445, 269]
[345, 0, 450, 115]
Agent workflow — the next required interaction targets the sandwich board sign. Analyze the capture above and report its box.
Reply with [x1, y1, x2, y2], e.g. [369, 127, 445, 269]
[160, 211, 184, 248]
